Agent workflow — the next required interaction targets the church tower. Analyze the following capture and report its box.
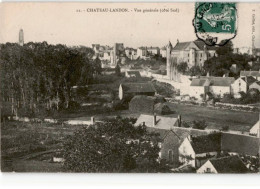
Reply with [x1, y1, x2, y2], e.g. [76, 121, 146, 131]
[166, 41, 173, 79]
[19, 29, 24, 46]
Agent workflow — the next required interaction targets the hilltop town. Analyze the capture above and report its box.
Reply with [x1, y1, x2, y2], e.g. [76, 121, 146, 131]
[1, 29, 260, 173]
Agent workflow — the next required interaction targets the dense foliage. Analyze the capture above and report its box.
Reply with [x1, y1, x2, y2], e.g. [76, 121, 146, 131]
[63, 117, 169, 173]
[204, 41, 257, 77]
[0, 42, 95, 117]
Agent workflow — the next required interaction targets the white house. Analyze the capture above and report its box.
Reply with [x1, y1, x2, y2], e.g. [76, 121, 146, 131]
[249, 120, 260, 136]
[147, 47, 160, 55]
[137, 47, 148, 59]
[178, 133, 221, 168]
[189, 78, 210, 99]
[197, 156, 248, 173]
[189, 77, 235, 99]
[231, 76, 257, 98]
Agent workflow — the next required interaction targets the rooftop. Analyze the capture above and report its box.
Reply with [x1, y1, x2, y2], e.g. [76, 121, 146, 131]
[209, 156, 248, 173]
[240, 70, 260, 77]
[120, 82, 156, 93]
[172, 40, 217, 51]
[190, 133, 222, 154]
[135, 114, 178, 130]
[241, 76, 257, 85]
[221, 132, 259, 156]
[191, 77, 235, 87]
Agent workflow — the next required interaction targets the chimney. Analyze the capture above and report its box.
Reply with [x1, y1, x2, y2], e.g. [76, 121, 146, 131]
[91, 116, 95, 125]
[178, 114, 182, 127]
[142, 122, 145, 126]
[187, 135, 192, 141]
[153, 113, 157, 127]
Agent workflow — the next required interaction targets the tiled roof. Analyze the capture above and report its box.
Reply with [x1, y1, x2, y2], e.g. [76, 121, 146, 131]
[121, 82, 156, 93]
[241, 76, 257, 85]
[209, 156, 248, 173]
[172, 40, 217, 51]
[190, 133, 222, 154]
[200, 77, 235, 86]
[240, 71, 260, 77]
[190, 78, 209, 86]
[251, 81, 260, 86]
[135, 114, 178, 130]
[221, 133, 259, 156]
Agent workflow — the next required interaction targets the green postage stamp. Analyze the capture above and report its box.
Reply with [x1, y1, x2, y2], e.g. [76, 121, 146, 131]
[193, 2, 237, 46]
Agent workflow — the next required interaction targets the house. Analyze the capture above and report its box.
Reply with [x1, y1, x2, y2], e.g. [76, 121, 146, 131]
[231, 76, 257, 98]
[160, 46, 167, 58]
[178, 133, 221, 168]
[125, 47, 137, 60]
[137, 47, 148, 59]
[189, 78, 210, 99]
[189, 77, 235, 99]
[119, 82, 156, 100]
[167, 39, 217, 72]
[240, 70, 260, 81]
[147, 47, 160, 55]
[197, 156, 248, 173]
[125, 71, 141, 78]
[249, 81, 260, 91]
[178, 132, 259, 168]
[249, 120, 260, 136]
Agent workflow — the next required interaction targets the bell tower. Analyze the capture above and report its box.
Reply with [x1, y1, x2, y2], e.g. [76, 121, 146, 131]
[19, 29, 24, 46]
[166, 41, 173, 79]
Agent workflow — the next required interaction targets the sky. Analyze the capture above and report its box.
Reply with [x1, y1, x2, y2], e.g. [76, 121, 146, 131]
[0, 2, 259, 48]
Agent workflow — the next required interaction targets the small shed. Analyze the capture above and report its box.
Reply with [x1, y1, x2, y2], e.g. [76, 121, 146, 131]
[119, 82, 156, 100]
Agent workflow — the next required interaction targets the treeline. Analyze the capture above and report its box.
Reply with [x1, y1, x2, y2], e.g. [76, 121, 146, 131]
[0, 42, 100, 118]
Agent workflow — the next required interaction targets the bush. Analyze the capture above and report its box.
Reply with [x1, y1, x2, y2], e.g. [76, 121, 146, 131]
[182, 121, 191, 128]
[221, 126, 229, 131]
[192, 120, 207, 130]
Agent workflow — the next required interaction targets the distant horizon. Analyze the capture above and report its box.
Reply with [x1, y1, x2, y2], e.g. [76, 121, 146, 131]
[1, 2, 260, 49]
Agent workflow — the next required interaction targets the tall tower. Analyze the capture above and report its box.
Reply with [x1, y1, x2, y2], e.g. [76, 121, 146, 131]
[19, 29, 24, 46]
[166, 41, 173, 79]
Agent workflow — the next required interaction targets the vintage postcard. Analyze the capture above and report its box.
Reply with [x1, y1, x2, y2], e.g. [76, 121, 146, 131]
[0, 2, 259, 174]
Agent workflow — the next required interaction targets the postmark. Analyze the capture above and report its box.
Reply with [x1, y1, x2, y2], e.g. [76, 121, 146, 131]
[193, 2, 237, 46]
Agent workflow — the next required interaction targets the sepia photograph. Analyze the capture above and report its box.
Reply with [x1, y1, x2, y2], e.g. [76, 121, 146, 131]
[0, 1, 260, 175]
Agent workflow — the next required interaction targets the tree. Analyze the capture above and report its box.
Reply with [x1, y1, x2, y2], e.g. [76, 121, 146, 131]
[203, 41, 255, 77]
[62, 117, 169, 173]
[93, 56, 102, 76]
[0, 42, 95, 118]
[115, 64, 121, 76]
[177, 62, 188, 74]
[192, 120, 207, 130]
[189, 65, 204, 76]
[216, 40, 233, 56]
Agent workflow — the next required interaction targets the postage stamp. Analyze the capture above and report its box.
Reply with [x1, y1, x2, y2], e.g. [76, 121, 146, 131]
[193, 2, 237, 46]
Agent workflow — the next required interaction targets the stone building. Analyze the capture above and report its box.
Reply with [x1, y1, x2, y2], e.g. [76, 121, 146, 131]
[166, 40, 217, 81]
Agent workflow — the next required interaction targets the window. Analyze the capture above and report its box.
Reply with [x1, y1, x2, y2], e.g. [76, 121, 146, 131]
[168, 150, 173, 162]
[206, 168, 211, 173]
